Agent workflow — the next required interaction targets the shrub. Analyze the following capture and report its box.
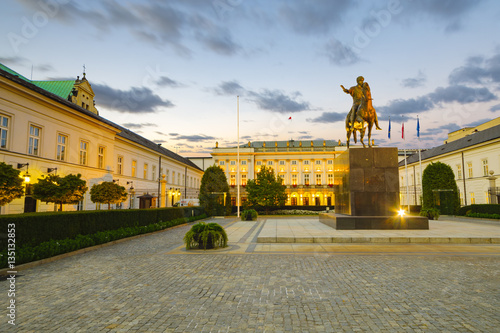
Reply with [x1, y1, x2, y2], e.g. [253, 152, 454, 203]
[457, 204, 500, 216]
[241, 209, 258, 221]
[420, 208, 440, 220]
[465, 212, 500, 219]
[184, 222, 228, 250]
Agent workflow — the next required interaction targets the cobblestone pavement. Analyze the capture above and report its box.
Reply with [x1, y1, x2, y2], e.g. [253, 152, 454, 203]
[2, 218, 500, 332]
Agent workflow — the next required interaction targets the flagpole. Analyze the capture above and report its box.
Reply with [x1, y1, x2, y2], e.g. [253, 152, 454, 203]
[237, 96, 240, 218]
[418, 116, 422, 205]
[403, 119, 409, 212]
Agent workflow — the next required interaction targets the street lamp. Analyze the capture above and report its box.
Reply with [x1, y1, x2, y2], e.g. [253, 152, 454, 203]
[17, 163, 30, 183]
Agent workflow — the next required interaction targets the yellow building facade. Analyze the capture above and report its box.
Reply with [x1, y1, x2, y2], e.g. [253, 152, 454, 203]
[0, 64, 203, 214]
[212, 140, 345, 207]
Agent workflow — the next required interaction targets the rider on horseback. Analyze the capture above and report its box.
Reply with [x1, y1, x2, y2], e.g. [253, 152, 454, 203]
[341, 76, 382, 131]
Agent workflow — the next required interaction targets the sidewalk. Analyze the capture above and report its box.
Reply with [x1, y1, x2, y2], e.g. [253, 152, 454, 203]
[256, 216, 500, 244]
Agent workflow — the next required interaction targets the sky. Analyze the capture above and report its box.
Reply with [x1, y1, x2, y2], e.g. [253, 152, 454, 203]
[1, 0, 500, 157]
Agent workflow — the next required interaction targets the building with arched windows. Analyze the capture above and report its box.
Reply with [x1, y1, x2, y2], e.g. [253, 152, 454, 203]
[0, 63, 203, 214]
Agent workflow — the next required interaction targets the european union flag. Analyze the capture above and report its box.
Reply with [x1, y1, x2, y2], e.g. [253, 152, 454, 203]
[417, 116, 420, 138]
[388, 117, 391, 139]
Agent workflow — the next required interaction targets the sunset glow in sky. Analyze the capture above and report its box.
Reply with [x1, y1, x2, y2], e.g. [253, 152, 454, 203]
[1, 0, 499, 156]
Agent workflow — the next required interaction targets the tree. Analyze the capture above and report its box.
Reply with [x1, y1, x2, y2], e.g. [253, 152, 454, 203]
[0, 162, 24, 206]
[199, 165, 231, 216]
[245, 166, 287, 214]
[90, 181, 128, 210]
[422, 162, 460, 214]
[33, 173, 88, 211]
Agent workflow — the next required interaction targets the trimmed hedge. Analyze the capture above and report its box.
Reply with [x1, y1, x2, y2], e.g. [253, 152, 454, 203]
[0, 214, 206, 268]
[457, 204, 500, 216]
[0, 206, 205, 248]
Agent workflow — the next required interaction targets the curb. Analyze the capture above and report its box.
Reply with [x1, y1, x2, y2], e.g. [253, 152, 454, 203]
[257, 236, 500, 244]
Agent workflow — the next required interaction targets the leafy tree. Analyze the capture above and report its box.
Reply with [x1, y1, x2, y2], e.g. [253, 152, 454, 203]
[0, 162, 24, 206]
[199, 165, 231, 216]
[33, 173, 88, 211]
[90, 181, 128, 210]
[245, 166, 287, 214]
[422, 162, 460, 214]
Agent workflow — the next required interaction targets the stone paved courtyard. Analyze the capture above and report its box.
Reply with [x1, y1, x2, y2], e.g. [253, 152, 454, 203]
[2, 217, 500, 332]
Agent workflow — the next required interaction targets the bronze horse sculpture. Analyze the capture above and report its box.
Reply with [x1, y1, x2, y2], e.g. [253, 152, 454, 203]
[341, 79, 381, 148]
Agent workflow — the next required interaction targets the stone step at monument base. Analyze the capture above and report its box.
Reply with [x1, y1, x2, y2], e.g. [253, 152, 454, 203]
[319, 213, 429, 230]
[256, 235, 500, 244]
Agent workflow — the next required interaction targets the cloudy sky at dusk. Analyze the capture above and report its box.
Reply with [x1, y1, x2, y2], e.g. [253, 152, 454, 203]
[1, 0, 499, 156]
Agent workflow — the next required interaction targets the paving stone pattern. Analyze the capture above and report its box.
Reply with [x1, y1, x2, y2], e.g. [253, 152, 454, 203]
[1, 219, 499, 332]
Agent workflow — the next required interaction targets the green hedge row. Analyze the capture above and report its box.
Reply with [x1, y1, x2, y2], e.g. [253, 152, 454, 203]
[457, 204, 500, 216]
[0, 214, 206, 268]
[0, 207, 205, 248]
[466, 212, 500, 219]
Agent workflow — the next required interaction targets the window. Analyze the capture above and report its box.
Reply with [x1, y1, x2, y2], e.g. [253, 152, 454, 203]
[166, 170, 169, 182]
[0, 115, 9, 149]
[178, 174, 180, 185]
[219, 161, 225, 165]
[230, 174, 236, 186]
[279, 174, 285, 183]
[291, 160, 297, 165]
[304, 174, 310, 185]
[29, 125, 41, 156]
[117, 156, 123, 175]
[132, 160, 137, 177]
[292, 174, 297, 185]
[241, 160, 247, 165]
[457, 165, 462, 180]
[485, 191, 490, 204]
[256, 161, 262, 166]
[241, 174, 247, 186]
[79, 141, 88, 165]
[56, 134, 67, 161]
[172, 171, 175, 184]
[327, 174, 333, 185]
[230, 161, 236, 165]
[459, 191, 464, 206]
[98, 146, 105, 169]
[267, 161, 273, 165]
[470, 192, 475, 204]
[316, 174, 322, 185]
[144, 163, 149, 179]
[482, 159, 489, 176]
[303, 160, 310, 165]
[327, 160, 333, 165]
[315, 160, 321, 165]
[467, 162, 473, 178]
[152, 165, 156, 180]
[279, 161, 285, 165]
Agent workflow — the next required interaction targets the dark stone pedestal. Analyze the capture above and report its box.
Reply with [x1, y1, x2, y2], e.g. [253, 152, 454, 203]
[321, 147, 429, 230]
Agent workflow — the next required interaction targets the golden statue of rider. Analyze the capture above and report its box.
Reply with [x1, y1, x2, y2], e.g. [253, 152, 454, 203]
[341, 76, 382, 131]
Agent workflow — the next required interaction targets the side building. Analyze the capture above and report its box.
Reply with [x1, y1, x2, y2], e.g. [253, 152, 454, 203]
[0, 63, 203, 214]
[211, 140, 345, 207]
[399, 118, 500, 207]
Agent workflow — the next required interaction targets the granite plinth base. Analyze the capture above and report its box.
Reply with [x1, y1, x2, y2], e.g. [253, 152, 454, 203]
[319, 213, 429, 230]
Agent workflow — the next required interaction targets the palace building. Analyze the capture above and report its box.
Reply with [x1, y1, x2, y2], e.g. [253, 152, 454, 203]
[210, 140, 346, 207]
[0, 63, 203, 214]
[399, 118, 500, 207]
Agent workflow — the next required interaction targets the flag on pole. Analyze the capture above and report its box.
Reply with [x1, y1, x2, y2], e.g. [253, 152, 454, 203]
[402, 122, 405, 140]
[417, 116, 420, 139]
[288, 116, 292, 120]
[388, 117, 391, 139]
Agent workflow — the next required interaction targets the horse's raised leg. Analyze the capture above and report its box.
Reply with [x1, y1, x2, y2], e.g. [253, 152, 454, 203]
[367, 123, 373, 147]
[360, 127, 366, 148]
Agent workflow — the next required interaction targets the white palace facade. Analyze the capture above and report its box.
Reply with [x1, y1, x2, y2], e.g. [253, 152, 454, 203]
[0, 63, 203, 214]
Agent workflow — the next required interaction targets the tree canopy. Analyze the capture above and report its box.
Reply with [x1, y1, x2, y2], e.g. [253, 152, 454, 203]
[422, 162, 460, 214]
[245, 166, 287, 213]
[199, 165, 231, 216]
[33, 173, 88, 211]
[90, 181, 128, 209]
[0, 162, 24, 206]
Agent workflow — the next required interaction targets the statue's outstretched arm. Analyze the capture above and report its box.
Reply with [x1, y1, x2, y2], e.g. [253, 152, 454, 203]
[340, 85, 349, 94]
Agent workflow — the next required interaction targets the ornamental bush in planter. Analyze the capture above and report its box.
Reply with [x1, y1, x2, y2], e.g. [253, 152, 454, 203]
[241, 209, 258, 221]
[183, 222, 228, 250]
[420, 208, 440, 220]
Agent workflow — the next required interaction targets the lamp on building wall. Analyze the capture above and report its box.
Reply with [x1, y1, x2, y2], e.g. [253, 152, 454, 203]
[47, 167, 57, 173]
[113, 179, 119, 183]
[17, 163, 30, 183]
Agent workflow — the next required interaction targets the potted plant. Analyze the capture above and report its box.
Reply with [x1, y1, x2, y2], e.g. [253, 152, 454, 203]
[183, 222, 228, 249]
[419, 208, 440, 220]
[241, 209, 258, 221]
